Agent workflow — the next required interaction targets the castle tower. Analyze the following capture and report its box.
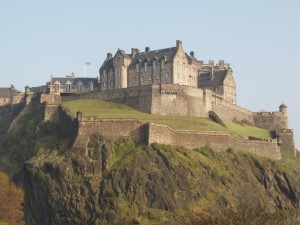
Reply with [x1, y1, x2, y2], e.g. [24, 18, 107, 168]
[279, 104, 288, 129]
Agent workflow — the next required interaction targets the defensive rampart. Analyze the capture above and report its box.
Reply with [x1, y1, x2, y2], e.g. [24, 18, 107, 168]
[62, 111, 281, 160]
[61, 84, 254, 121]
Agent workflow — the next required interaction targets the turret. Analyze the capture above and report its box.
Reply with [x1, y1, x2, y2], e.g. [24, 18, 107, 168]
[279, 103, 287, 116]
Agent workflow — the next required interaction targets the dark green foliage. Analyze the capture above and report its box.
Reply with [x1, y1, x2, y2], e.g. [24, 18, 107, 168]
[208, 111, 226, 127]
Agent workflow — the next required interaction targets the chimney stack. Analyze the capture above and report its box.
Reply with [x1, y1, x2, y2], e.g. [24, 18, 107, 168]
[145, 47, 150, 52]
[190, 51, 195, 58]
[176, 40, 182, 48]
[208, 60, 214, 67]
[131, 48, 140, 57]
[219, 60, 224, 67]
[107, 53, 113, 59]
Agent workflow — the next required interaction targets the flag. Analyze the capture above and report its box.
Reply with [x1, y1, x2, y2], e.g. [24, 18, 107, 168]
[85, 61, 91, 66]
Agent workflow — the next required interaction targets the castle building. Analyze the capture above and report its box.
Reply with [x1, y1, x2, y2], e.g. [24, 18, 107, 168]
[99, 40, 236, 104]
[0, 85, 23, 107]
[48, 73, 99, 94]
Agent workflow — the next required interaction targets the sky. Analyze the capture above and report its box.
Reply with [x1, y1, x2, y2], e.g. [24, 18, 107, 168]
[0, 0, 299, 149]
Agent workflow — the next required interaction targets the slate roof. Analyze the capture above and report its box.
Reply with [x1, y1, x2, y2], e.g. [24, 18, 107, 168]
[0, 87, 21, 97]
[51, 77, 99, 87]
[198, 70, 229, 88]
[129, 47, 177, 66]
[0, 88, 11, 97]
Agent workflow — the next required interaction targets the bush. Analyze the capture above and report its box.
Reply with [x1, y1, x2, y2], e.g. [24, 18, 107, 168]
[0, 172, 24, 225]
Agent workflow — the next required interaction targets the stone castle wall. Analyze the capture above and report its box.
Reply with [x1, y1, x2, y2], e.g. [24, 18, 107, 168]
[74, 114, 147, 150]
[64, 112, 281, 160]
[253, 111, 288, 132]
[61, 84, 254, 122]
[148, 123, 281, 160]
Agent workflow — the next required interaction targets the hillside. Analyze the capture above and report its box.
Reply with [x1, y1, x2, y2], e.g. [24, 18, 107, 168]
[0, 102, 299, 224]
[62, 99, 270, 140]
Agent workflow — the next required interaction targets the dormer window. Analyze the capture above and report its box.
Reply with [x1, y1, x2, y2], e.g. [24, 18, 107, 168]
[54, 81, 60, 91]
[66, 81, 72, 92]
[144, 62, 147, 71]
[110, 68, 113, 76]
[89, 82, 94, 91]
[77, 81, 83, 92]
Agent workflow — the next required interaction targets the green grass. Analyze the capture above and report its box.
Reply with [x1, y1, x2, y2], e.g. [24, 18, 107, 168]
[62, 99, 270, 139]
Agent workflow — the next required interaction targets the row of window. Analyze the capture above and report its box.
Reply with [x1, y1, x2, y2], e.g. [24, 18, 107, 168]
[103, 68, 122, 78]
[102, 61, 165, 77]
[54, 83, 94, 92]
[136, 60, 164, 72]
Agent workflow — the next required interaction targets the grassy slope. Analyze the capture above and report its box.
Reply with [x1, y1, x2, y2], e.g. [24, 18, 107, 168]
[62, 99, 270, 139]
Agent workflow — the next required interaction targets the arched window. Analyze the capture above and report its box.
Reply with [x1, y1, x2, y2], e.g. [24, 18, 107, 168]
[89, 82, 94, 91]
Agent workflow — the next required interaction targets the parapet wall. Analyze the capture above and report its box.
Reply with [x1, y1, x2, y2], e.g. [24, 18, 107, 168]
[253, 111, 288, 132]
[73, 114, 147, 149]
[63, 112, 281, 160]
[212, 100, 254, 123]
[148, 123, 281, 160]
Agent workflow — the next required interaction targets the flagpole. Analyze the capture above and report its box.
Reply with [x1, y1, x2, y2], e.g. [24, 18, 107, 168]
[84, 64, 87, 77]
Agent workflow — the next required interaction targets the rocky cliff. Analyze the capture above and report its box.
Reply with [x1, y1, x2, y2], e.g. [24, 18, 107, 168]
[24, 136, 300, 225]
[1, 106, 300, 225]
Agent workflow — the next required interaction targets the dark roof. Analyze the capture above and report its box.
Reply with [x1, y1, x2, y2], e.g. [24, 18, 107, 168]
[100, 58, 113, 71]
[129, 47, 177, 66]
[198, 70, 229, 88]
[279, 103, 287, 108]
[0, 88, 11, 97]
[51, 77, 99, 86]
[0, 87, 21, 97]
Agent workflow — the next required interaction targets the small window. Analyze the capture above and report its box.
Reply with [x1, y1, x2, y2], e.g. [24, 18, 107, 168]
[177, 73, 180, 79]
[110, 68, 113, 76]
[118, 68, 121, 77]
[144, 62, 147, 71]
[166, 73, 169, 80]
[140, 76, 144, 82]
[136, 64, 139, 72]
[78, 84, 82, 92]
[153, 61, 156, 69]
[156, 74, 160, 80]
[103, 70, 106, 77]
[133, 77, 136, 83]
[110, 81, 114, 86]
[115, 81, 119, 88]
[103, 82, 107, 87]
[55, 83, 60, 91]
[89, 83, 94, 91]
[161, 60, 164, 69]
[66, 84, 71, 92]
[148, 75, 152, 81]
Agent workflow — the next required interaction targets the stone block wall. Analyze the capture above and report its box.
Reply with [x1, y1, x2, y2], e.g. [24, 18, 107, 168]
[148, 123, 281, 160]
[211, 99, 254, 123]
[279, 129, 296, 155]
[253, 112, 288, 132]
[73, 114, 147, 149]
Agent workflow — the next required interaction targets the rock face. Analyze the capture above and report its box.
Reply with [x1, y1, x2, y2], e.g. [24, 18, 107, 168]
[24, 136, 300, 225]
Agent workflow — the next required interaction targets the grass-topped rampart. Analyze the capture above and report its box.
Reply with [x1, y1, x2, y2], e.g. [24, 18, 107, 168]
[62, 99, 270, 140]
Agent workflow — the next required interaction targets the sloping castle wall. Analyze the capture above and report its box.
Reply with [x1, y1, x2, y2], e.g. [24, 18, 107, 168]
[67, 112, 281, 160]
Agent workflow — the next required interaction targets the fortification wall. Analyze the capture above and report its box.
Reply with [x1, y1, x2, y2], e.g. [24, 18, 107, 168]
[62, 85, 153, 113]
[279, 129, 296, 155]
[148, 123, 281, 160]
[253, 112, 288, 132]
[73, 114, 147, 149]
[151, 84, 208, 117]
[211, 99, 254, 123]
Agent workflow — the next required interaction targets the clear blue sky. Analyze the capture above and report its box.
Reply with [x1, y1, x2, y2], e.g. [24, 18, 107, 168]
[1, 0, 299, 149]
